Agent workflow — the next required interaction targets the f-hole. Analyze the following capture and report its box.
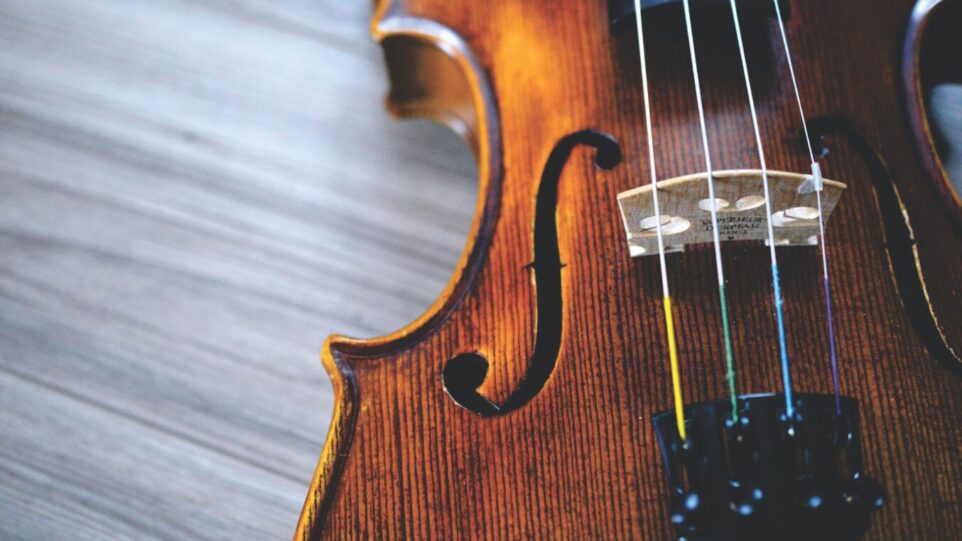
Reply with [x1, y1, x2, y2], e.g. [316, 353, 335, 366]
[808, 116, 962, 376]
[443, 131, 622, 416]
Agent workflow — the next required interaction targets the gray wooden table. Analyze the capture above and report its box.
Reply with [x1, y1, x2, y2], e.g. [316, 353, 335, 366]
[0, 1, 475, 539]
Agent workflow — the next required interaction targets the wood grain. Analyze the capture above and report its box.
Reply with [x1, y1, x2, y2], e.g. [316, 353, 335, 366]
[297, 0, 962, 539]
[0, 1, 476, 539]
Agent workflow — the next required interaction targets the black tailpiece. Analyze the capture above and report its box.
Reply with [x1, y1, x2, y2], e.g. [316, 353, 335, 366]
[652, 393, 885, 540]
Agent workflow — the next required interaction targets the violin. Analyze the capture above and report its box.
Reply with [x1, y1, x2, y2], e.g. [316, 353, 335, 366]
[296, 0, 962, 538]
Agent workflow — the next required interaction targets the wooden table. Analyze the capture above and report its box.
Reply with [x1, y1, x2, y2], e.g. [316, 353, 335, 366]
[0, 1, 475, 538]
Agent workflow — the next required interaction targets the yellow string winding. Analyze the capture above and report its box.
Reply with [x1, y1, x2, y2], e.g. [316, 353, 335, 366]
[663, 296, 686, 440]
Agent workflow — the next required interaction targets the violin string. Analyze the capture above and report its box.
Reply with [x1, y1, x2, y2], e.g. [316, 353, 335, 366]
[772, 0, 842, 415]
[727, 0, 795, 418]
[633, 0, 687, 441]
[681, 0, 740, 421]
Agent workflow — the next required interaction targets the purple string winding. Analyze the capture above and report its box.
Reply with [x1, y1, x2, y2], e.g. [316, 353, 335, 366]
[823, 277, 841, 415]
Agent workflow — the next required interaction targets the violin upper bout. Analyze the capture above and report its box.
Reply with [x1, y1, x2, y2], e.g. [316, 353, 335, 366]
[373, 2, 490, 159]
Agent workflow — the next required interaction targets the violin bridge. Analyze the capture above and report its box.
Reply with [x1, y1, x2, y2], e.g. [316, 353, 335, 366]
[616, 169, 846, 257]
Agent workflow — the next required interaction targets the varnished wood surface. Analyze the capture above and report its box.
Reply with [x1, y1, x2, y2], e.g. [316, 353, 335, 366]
[298, 0, 962, 539]
[0, 1, 476, 539]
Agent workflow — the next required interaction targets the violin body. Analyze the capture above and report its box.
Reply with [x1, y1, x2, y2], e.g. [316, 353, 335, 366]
[296, 0, 962, 538]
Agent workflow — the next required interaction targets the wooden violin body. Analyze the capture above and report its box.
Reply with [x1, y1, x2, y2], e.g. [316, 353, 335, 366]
[296, 0, 962, 538]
